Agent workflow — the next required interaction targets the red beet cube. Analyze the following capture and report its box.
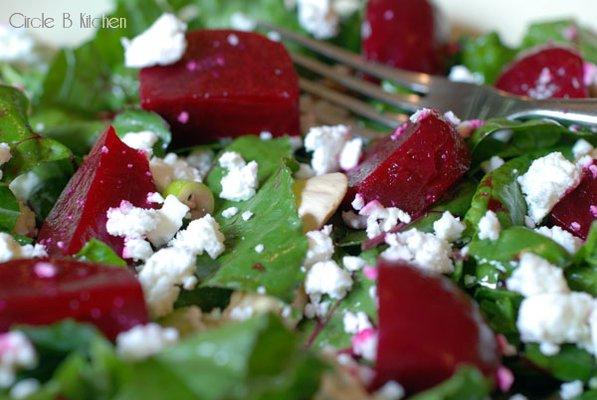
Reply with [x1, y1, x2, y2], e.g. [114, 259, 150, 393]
[140, 30, 300, 146]
[549, 159, 597, 240]
[346, 111, 470, 217]
[38, 126, 157, 257]
[495, 46, 588, 99]
[363, 0, 447, 74]
[372, 261, 500, 393]
[0, 258, 148, 340]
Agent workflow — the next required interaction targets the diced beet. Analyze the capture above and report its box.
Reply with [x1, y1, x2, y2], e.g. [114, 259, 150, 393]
[549, 159, 596, 240]
[140, 30, 300, 146]
[38, 126, 157, 257]
[363, 0, 447, 74]
[0, 258, 148, 340]
[495, 46, 588, 99]
[346, 111, 470, 218]
[372, 261, 500, 393]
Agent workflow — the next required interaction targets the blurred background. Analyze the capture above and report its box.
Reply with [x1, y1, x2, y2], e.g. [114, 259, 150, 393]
[1, 0, 596, 47]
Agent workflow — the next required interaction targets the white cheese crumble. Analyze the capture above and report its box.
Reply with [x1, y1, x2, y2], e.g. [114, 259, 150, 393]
[535, 226, 583, 254]
[150, 153, 203, 192]
[477, 210, 501, 241]
[560, 381, 584, 400]
[351, 193, 365, 211]
[342, 255, 366, 272]
[297, 0, 340, 40]
[517, 292, 594, 356]
[381, 229, 454, 274]
[304, 125, 356, 175]
[121, 13, 187, 68]
[185, 149, 214, 179]
[221, 207, 239, 218]
[0, 332, 37, 388]
[517, 152, 581, 224]
[8, 172, 40, 202]
[343, 311, 372, 334]
[241, 210, 254, 221]
[481, 156, 505, 173]
[116, 323, 179, 361]
[9, 378, 40, 399]
[304, 225, 334, 267]
[13, 201, 36, 236]
[305, 260, 353, 300]
[0, 142, 11, 181]
[147, 192, 164, 204]
[339, 137, 363, 170]
[295, 163, 316, 179]
[229, 12, 257, 31]
[341, 210, 367, 229]
[572, 139, 594, 160]
[138, 247, 197, 317]
[374, 380, 406, 400]
[359, 201, 411, 239]
[0, 233, 47, 263]
[433, 211, 466, 242]
[106, 200, 158, 239]
[448, 65, 484, 85]
[169, 214, 225, 260]
[506, 253, 569, 297]
[146, 195, 190, 247]
[121, 131, 159, 154]
[352, 328, 377, 362]
[123, 238, 154, 261]
[218, 152, 259, 201]
[255, 244, 264, 254]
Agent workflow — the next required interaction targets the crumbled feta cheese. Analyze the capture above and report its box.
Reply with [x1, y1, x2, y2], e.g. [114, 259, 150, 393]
[0, 26, 35, 63]
[517, 152, 581, 223]
[121, 13, 187, 68]
[351, 193, 365, 211]
[0, 233, 46, 263]
[123, 238, 154, 261]
[481, 156, 505, 173]
[0, 332, 37, 388]
[106, 200, 158, 239]
[572, 139, 594, 160]
[351, 328, 377, 362]
[147, 195, 189, 247]
[185, 150, 214, 179]
[241, 210, 254, 221]
[560, 381, 584, 400]
[147, 192, 164, 204]
[8, 172, 40, 202]
[138, 247, 197, 317]
[433, 211, 466, 242]
[506, 253, 569, 297]
[255, 244, 264, 254]
[339, 137, 362, 170]
[121, 131, 159, 154]
[409, 108, 433, 123]
[169, 214, 225, 259]
[229, 12, 257, 31]
[304, 225, 334, 267]
[478, 210, 501, 241]
[221, 207, 239, 218]
[0, 143, 11, 165]
[305, 260, 353, 300]
[333, 0, 361, 17]
[10, 378, 40, 399]
[343, 255, 366, 272]
[448, 65, 484, 85]
[297, 0, 339, 39]
[382, 229, 454, 274]
[295, 163, 316, 179]
[509, 395, 529, 400]
[304, 125, 352, 175]
[343, 311, 372, 334]
[259, 131, 273, 140]
[374, 380, 405, 400]
[116, 323, 179, 361]
[360, 200, 411, 239]
[150, 153, 203, 192]
[443, 111, 461, 126]
[218, 152, 259, 201]
[517, 292, 594, 356]
[535, 226, 583, 254]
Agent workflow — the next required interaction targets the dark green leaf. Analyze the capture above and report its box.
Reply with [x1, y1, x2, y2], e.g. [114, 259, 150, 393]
[0, 184, 20, 232]
[76, 238, 127, 267]
[460, 32, 516, 84]
[474, 287, 523, 345]
[524, 343, 597, 383]
[409, 366, 492, 400]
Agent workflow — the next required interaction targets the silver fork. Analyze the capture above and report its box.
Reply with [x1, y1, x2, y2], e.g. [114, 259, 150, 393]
[259, 21, 597, 134]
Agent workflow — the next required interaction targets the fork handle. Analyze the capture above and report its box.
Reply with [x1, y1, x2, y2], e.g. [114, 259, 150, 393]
[509, 99, 597, 127]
